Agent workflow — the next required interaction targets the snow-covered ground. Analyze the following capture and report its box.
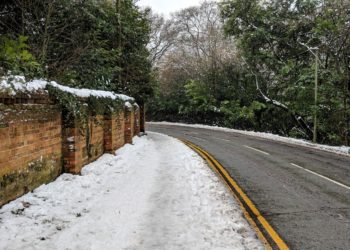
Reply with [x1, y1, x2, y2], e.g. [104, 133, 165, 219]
[149, 122, 350, 156]
[0, 133, 263, 250]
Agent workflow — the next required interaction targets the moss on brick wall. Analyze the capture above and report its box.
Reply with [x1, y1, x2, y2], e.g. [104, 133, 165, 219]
[0, 104, 62, 207]
[0, 154, 61, 205]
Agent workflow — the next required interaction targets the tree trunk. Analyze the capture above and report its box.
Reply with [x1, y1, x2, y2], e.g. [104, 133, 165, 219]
[140, 103, 146, 133]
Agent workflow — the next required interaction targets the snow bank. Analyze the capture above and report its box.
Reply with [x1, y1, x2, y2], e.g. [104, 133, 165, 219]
[0, 133, 264, 250]
[149, 122, 350, 156]
[0, 75, 134, 102]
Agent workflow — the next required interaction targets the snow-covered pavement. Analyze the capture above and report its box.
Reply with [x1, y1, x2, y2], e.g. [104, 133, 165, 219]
[0, 132, 264, 250]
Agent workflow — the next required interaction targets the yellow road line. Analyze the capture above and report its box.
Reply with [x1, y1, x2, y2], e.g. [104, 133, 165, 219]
[181, 139, 289, 250]
[183, 142, 272, 249]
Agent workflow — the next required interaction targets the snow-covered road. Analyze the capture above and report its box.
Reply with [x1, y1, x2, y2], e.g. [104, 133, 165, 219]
[0, 133, 263, 250]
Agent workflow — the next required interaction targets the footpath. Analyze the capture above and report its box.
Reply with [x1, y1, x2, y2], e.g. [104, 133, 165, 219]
[0, 132, 263, 250]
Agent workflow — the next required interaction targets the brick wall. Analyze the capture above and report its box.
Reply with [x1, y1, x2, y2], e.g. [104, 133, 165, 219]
[0, 103, 62, 206]
[0, 96, 143, 207]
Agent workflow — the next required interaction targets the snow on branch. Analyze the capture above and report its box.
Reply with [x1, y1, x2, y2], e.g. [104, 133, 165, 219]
[241, 57, 314, 139]
[297, 39, 319, 57]
[254, 74, 288, 110]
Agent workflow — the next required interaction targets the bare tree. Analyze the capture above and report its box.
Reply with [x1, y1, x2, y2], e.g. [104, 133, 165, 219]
[147, 11, 179, 66]
[154, 1, 237, 93]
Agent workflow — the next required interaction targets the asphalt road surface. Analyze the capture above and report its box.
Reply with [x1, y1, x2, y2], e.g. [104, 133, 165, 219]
[147, 123, 350, 250]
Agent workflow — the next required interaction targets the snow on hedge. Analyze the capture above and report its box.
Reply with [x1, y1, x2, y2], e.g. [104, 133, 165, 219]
[149, 122, 350, 156]
[0, 75, 134, 102]
[0, 75, 47, 94]
[124, 101, 133, 109]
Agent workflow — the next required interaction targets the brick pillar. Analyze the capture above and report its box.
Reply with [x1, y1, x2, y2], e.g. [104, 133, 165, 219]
[115, 110, 126, 149]
[124, 106, 135, 144]
[104, 114, 114, 153]
[134, 104, 140, 135]
[62, 126, 87, 174]
[140, 103, 146, 133]
[104, 111, 125, 153]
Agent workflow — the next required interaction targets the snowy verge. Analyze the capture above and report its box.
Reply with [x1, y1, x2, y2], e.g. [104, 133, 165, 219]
[0, 75, 133, 101]
[149, 121, 350, 156]
[0, 133, 264, 250]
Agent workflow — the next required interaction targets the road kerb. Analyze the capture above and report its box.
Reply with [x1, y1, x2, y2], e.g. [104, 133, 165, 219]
[181, 139, 289, 250]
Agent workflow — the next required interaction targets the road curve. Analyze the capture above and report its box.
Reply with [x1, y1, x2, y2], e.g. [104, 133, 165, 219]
[147, 123, 350, 250]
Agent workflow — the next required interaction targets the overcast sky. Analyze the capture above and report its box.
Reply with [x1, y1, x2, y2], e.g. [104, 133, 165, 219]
[137, 0, 203, 17]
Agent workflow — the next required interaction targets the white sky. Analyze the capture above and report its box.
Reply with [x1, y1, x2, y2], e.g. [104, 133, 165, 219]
[137, 0, 202, 17]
